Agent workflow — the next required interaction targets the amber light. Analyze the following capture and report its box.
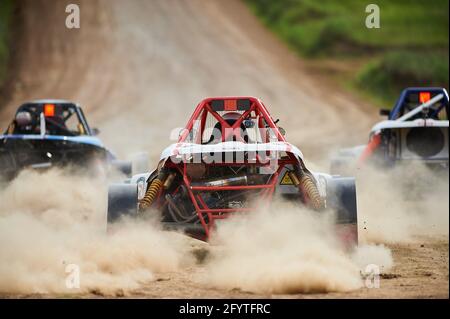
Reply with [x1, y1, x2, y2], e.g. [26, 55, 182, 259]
[44, 104, 55, 117]
[419, 92, 431, 104]
[44, 104, 55, 116]
[224, 99, 237, 111]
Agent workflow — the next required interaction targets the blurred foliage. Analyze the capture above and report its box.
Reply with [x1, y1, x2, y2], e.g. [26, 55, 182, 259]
[0, 0, 14, 87]
[358, 51, 449, 103]
[246, 0, 449, 105]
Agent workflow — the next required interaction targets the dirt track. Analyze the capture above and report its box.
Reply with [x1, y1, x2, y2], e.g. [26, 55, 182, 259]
[124, 236, 450, 299]
[0, 0, 448, 298]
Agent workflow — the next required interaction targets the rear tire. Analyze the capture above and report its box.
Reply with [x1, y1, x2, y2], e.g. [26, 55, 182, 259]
[326, 177, 358, 246]
[107, 183, 138, 223]
[326, 177, 357, 223]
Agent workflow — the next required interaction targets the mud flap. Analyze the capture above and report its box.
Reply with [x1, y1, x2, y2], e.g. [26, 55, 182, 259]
[107, 183, 138, 223]
[326, 177, 358, 246]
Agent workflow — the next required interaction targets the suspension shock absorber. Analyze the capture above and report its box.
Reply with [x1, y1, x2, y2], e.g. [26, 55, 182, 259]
[139, 169, 168, 211]
[288, 166, 325, 210]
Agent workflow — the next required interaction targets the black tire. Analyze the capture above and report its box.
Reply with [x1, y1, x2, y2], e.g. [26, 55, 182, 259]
[326, 177, 357, 225]
[107, 183, 138, 223]
[327, 177, 358, 246]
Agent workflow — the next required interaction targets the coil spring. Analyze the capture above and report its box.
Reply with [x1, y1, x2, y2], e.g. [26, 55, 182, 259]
[300, 173, 325, 210]
[289, 172, 325, 210]
[139, 178, 163, 211]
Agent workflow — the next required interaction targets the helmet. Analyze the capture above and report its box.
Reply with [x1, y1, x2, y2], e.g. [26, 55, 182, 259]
[15, 111, 32, 127]
[209, 112, 249, 143]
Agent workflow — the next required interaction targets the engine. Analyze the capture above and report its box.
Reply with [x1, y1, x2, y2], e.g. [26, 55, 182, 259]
[161, 163, 270, 224]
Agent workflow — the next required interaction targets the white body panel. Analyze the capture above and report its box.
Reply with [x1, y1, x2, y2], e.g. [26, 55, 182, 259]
[160, 141, 304, 161]
[129, 158, 333, 201]
[370, 119, 449, 135]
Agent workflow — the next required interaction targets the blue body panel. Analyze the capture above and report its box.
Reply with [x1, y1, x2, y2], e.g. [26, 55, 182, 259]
[0, 134, 117, 160]
[0, 134, 104, 147]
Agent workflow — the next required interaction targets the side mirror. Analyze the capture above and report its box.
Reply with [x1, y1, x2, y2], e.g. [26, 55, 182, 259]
[279, 127, 286, 136]
[92, 128, 100, 135]
[379, 109, 391, 117]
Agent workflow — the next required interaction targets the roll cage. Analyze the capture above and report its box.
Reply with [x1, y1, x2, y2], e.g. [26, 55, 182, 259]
[6, 101, 94, 136]
[155, 97, 310, 238]
[389, 88, 449, 120]
[178, 96, 286, 144]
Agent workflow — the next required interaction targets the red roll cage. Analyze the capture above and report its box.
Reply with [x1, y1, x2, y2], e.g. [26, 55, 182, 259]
[161, 97, 305, 238]
[178, 96, 286, 144]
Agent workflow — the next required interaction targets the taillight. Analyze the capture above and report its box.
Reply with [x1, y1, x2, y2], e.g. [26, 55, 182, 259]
[44, 104, 55, 117]
[419, 92, 431, 104]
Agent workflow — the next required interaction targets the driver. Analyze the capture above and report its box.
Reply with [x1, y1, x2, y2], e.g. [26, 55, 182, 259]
[205, 112, 250, 144]
[8, 111, 37, 134]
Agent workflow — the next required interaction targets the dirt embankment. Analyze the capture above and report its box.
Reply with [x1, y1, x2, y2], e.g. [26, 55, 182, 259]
[0, 0, 448, 298]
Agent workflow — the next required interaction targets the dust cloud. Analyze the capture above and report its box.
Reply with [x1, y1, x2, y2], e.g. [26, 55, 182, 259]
[351, 244, 393, 273]
[356, 163, 449, 244]
[0, 169, 192, 295]
[202, 199, 392, 294]
[200, 154, 449, 295]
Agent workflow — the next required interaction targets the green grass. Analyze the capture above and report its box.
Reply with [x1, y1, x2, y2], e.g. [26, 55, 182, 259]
[357, 51, 449, 103]
[0, 0, 14, 87]
[245, 0, 449, 106]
